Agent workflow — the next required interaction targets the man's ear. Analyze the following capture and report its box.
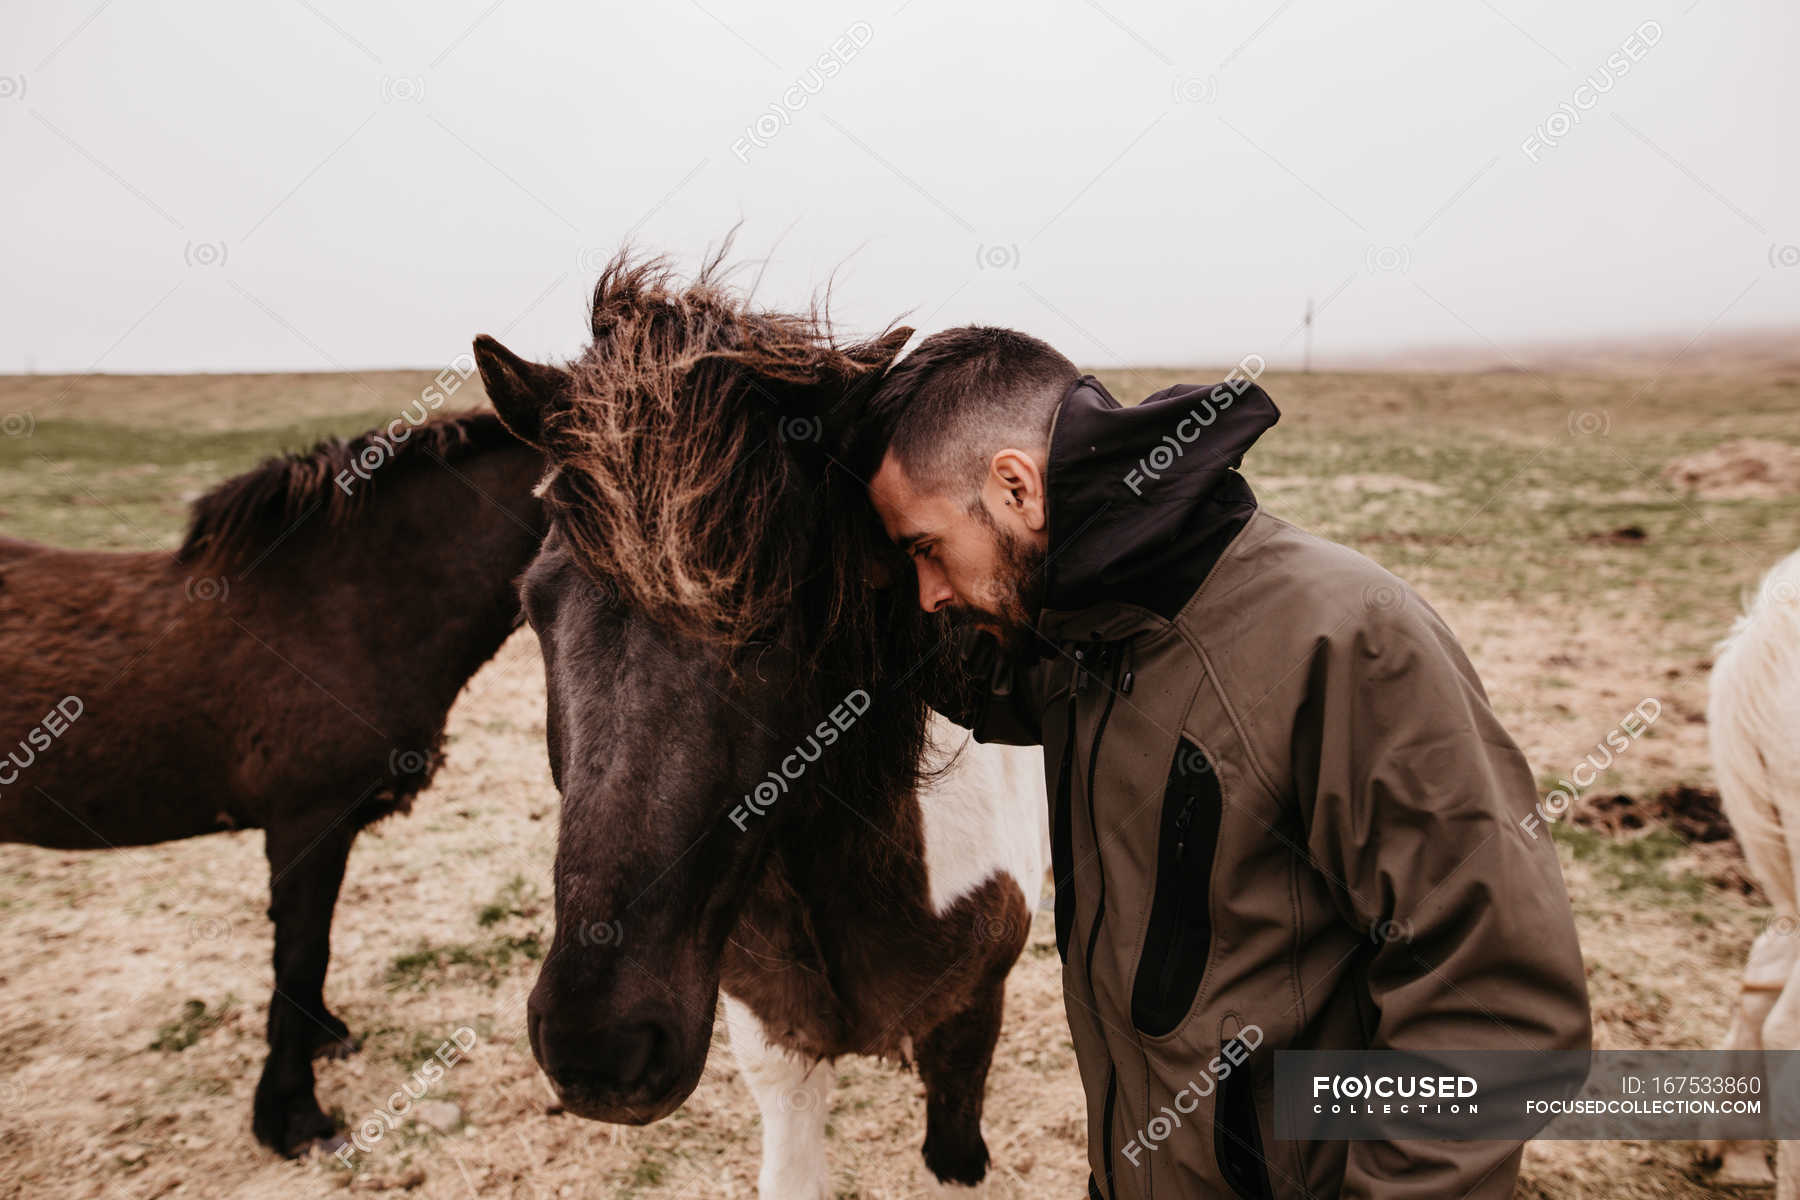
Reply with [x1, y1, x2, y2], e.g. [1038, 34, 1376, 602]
[989, 447, 1049, 533]
[472, 334, 573, 451]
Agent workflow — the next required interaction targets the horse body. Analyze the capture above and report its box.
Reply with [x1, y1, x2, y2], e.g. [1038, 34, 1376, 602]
[721, 718, 1043, 1059]
[1708, 546, 1800, 1191]
[721, 717, 1046, 1196]
[0, 412, 545, 1152]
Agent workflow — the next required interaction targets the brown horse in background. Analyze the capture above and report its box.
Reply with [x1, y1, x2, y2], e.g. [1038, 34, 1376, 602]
[0, 410, 545, 1154]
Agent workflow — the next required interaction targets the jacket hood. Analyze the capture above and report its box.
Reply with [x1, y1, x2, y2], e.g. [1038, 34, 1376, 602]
[1042, 374, 1279, 619]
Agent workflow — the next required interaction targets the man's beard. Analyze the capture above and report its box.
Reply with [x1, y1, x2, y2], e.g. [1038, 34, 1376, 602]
[945, 503, 1046, 656]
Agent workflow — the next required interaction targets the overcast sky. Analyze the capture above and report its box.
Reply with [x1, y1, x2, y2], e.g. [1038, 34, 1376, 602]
[4, 0, 1795, 374]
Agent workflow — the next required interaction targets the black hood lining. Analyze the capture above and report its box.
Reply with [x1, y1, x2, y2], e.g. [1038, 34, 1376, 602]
[1041, 374, 1279, 620]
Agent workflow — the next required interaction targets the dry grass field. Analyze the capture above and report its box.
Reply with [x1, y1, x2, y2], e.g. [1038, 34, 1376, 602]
[2, 361, 1798, 1198]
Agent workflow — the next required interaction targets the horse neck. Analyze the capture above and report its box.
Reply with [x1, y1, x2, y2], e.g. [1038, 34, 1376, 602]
[772, 701, 931, 895]
[245, 442, 546, 681]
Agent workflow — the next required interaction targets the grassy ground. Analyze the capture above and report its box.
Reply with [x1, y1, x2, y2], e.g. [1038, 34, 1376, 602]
[1, 364, 1797, 1197]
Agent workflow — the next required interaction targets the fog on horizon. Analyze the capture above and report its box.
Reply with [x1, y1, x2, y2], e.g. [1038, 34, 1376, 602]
[3, 0, 1795, 376]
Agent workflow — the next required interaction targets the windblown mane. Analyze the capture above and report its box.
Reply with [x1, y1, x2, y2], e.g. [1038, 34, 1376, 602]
[541, 250, 910, 654]
[538, 248, 965, 775]
[178, 411, 517, 567]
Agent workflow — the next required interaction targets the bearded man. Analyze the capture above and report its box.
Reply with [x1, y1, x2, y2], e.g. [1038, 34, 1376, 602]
[858, 326, 1591, 1200]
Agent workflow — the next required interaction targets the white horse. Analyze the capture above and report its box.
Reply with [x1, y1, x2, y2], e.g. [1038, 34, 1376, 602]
[1708, 547, 1800, 1190]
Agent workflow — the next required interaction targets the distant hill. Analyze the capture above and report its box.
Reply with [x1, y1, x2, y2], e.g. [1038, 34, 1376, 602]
[1323, 325, 1799, 376]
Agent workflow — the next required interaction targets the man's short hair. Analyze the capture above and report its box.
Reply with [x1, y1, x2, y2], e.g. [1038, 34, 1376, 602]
[858, 326, 1078, 500]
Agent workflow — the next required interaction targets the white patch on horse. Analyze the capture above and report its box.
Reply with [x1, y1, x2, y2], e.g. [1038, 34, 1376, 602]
[916, 712, 1049, 917]
[723, 993, 834, 1200]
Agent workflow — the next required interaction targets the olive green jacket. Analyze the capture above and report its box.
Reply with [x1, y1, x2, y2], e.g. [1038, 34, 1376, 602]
[964, 377, 1591, 1199]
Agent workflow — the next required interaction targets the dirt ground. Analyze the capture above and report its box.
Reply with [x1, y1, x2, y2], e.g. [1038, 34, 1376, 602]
[2, 363, 1798, 1197]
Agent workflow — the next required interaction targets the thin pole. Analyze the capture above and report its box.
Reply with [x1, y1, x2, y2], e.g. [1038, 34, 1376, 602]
[1303, 297, 1314, 374]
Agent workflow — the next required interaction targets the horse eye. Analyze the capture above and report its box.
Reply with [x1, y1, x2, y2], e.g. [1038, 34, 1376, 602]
[518, 578, 551, 627]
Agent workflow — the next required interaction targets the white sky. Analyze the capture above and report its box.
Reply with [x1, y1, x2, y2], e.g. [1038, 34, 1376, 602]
[3, 0, 1795, 373]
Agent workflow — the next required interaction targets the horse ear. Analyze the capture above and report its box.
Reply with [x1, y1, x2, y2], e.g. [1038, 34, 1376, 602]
[847, 325, 914, 371]
[813, 325, 915, 460]
[473, 334, 572, 451]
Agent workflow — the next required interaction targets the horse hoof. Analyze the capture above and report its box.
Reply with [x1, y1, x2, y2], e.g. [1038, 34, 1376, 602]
[277, 1126, 340, 1159]
[300, 1132, 350, 1158]
[1716, 1158, 1776, 1187]
[278, 1125, 342, 1159]
[1699, 1141, 1776, 1187]
[922, 1133, 989, 1187]
[255, 1100, 341, 1158]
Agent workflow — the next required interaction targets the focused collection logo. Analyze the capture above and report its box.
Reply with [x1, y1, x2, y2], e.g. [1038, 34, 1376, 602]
[1311, 1072, 1480, 1114]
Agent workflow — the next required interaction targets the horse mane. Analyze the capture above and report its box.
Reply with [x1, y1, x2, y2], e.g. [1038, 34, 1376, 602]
[541, 246, 908, 655]
[539, 246, 962, 789]
[178, 410, 518, 568]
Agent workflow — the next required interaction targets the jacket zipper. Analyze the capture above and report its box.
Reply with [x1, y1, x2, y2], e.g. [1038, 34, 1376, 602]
[1156, 793, 1200, 998]
[1051, 649, 1083, 960]
[1082, 640, 1124, 1198]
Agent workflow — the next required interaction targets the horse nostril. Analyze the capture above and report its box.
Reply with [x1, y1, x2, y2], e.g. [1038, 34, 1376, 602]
[605, 1022, 661, 1088]
[538, 1019, 674, 1096]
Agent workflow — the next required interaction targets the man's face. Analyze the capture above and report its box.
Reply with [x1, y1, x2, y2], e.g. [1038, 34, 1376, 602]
[869, 453, 1047, 654]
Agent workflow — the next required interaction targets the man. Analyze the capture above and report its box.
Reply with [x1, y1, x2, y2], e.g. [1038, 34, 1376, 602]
[858, 327, 1591, 1199]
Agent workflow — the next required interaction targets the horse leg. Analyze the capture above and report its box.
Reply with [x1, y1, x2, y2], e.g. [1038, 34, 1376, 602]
[724, 994, 835, 1200]
[1702, 924, 1794, 1184]
[1762, 944, 1800, 1200]
[272, 823, 362, 1061]
[916, 973, 1008, 1187]
[252, 818, 357, 1155]
[1702, 777, 1800, 1186]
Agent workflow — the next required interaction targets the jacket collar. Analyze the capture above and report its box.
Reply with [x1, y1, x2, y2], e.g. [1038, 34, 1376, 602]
[1036, 373, 1279, 638]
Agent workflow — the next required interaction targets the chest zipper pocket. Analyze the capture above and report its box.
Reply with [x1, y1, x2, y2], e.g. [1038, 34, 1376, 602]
[1129, 737, 1223, 1038]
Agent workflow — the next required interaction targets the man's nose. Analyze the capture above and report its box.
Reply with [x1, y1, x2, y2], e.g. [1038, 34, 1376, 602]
[916, 564, 954, 613]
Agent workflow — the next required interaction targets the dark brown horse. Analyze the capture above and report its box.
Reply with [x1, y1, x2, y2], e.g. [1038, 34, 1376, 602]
[474, 253, 1046, 1196]
[0, 410, 545, 1155]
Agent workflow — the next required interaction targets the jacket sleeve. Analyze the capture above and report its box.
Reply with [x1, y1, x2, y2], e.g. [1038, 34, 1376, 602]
[931, 631, 1049, 747]
[1293, 594, 1592, 1200]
